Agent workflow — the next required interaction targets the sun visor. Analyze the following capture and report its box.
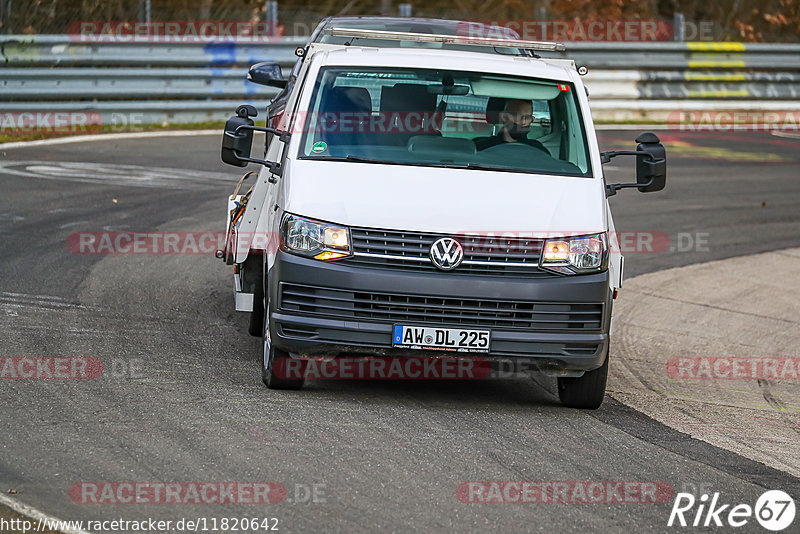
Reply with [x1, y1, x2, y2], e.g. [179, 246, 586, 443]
[400, 41, 443, 49]
[470, 78, 562, 100]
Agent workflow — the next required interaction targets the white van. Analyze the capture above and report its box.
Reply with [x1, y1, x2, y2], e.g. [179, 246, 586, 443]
[217, 21, 666, 409]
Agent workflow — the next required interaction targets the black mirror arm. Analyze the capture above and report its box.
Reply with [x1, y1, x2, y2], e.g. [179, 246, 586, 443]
[230, 124, 291, 181]
[600, 149, 653, 164]
[234, 124, 291, 143]
[230, 152, 280, 179]
[605, 176, 655, 197]
[601, 149, 664, 197]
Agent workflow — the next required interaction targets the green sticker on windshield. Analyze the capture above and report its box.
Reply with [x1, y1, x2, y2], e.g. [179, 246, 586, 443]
[311, 141, 327, 153]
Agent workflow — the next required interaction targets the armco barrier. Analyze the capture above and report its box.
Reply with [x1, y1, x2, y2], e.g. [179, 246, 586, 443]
[2, 36, 800, 125]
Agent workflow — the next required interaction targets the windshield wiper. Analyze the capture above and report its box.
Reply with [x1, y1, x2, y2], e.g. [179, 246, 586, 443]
[304, 156, 563, 175]
[465, 162, 516, 172]
[307, 155, 404, 165]
[423, 162, 516, 172]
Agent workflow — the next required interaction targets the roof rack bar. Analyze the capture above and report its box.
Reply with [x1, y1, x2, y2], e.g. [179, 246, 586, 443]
[324, 27, 567, 52]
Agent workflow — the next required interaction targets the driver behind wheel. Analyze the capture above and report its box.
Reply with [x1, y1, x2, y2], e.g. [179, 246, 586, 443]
[474, 98, 551, 155]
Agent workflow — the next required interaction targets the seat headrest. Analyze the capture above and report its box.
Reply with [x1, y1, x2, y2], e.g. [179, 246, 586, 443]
[380, 83, 437, 112]
[323, 86, 372, 113]
[485, 97, 507, 124]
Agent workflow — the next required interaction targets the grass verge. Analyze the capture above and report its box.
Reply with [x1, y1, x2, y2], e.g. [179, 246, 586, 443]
[0, 122, 225, 144]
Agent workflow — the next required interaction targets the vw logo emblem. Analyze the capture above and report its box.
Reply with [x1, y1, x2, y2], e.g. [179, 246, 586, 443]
[430, 237, 464, 270]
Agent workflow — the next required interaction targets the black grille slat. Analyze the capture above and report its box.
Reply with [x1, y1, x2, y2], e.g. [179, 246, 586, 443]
[347, 227, 553, 277]
[344, 258, 556, 276]
[282, 299, 590, 326]
[356, 242, 429, 255]
[464, 251, 541, 260]
[356, 231, 434, 244]
[280, 283, 604, 332]
[282, 288, 599, 317]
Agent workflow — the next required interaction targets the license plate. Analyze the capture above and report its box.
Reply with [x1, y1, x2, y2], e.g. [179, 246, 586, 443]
[392, 325, 490, 353]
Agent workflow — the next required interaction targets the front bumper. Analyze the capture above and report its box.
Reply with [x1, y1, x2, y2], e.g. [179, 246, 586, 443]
[268, 252, 612, 372]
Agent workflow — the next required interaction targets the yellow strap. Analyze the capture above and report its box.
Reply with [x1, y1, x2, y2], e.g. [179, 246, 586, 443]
[231, 171, 257, 198]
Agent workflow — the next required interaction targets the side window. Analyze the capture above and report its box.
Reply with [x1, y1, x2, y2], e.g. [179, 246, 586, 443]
[546, 93, 589, 172]
[531, 100, 552, 137]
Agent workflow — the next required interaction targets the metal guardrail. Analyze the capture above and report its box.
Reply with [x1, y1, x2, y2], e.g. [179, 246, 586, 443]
[0, 68, 285, 99]
[4, 36, 800, 68]
[0, 35, 306, 66]
[552, 42, 800, 70]
[2, 35, 800, 125]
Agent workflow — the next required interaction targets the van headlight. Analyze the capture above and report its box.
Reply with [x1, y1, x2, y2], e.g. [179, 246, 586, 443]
[281, 214, 351, 261]
[541, 233, 607, 274]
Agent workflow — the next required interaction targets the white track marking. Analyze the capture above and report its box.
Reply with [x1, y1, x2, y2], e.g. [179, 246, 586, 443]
[0, 292, 94, 310]
[0, 160, 234, 189]
[771, 131, 800, 140]
[0, 493, 93, 534]
[0, 129, 218, 150]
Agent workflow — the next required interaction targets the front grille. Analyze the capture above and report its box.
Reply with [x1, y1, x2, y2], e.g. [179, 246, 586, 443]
[346, 227, 555, 277]
[279, 283, 604, 332]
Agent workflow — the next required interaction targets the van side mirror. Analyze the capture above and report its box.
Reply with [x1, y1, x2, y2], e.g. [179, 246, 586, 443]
[635, 132, 666, 193]
[220, 104, 291, 179]
[247, 62, 287, 88]
[221, 105, 257, 167]
[600, 131, 667, 197]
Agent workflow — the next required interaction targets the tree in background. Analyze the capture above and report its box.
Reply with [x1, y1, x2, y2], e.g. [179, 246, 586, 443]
[2, 0, 798, 41]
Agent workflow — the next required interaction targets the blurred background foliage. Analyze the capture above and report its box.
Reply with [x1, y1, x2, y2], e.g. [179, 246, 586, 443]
[1, 0, 799, 41]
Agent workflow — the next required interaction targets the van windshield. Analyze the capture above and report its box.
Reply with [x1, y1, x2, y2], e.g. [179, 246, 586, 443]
[297, 67, 593, 177]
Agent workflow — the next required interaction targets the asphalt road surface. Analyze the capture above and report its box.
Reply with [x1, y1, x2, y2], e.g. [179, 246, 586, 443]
[1, 129, 799, 533]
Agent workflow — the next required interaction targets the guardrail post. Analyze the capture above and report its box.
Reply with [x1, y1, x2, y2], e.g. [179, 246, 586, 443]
[398, 3, 412, 17]
[266, 1, 278, 35]
[673, 12, 686, 41]
[138, 0, 151, 25]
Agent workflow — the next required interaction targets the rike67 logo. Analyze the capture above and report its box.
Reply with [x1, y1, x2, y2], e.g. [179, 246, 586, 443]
[668, 490, 795, 531]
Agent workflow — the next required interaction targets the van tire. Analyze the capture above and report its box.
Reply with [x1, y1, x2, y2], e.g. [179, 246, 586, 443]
[557, 354, 608, 409]
[262, 346, 305, 390]
[261, 312, 305, 390]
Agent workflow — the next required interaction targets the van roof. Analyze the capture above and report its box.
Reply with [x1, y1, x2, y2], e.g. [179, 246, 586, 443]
[311, 16, 536, 57]
[316, 16, 523, 39]
[307, 44, 577, 81]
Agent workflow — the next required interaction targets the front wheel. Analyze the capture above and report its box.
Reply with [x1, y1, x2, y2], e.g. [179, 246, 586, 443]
[261, 312, 305, 390]
[557, 353, 608, 409]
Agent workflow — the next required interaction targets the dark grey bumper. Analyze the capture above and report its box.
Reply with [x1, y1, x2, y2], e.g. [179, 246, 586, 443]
[268, 252, 611, 371]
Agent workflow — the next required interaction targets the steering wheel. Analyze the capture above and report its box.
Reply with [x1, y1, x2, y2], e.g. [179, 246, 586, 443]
[483, 141, 550, 156]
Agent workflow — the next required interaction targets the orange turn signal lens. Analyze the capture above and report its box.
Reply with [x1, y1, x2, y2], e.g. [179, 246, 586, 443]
[543, 240, 569, 262]
[314, 251, 347, 261]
